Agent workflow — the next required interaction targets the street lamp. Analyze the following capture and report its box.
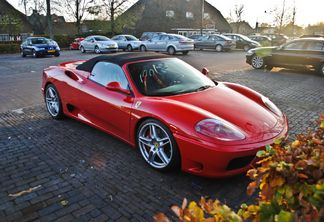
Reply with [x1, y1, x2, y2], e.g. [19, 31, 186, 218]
[201, 0, 204, 35]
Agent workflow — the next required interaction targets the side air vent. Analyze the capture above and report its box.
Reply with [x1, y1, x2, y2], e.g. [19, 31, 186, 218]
[65, 70, 79, 81]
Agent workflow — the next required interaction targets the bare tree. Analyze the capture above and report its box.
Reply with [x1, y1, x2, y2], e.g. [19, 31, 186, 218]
[63, 0, 98, 34]
[229, 4, 244, 33]
[101, 0, 133, 34]
[271, 0, 291, 33]
[19, 0, 30, 16]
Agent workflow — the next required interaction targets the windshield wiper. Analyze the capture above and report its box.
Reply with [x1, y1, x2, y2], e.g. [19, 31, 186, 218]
[195, 85, 212, 92]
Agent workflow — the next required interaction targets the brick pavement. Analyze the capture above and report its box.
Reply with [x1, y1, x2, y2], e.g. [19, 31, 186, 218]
[0, 52, 323, 221]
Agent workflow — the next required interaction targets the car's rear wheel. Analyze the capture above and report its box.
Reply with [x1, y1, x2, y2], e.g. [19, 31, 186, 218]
[137, 119, 180, 171]
[251, 55, 265, 69]
[45, 84, 64, 119]
[127, 44, 133, 52]
[182, 51, 189, 55]
[167, 46, 176, 55]
[140, 45, 147, 52]
[54, 52, 60, 57]
[243, 45, 250, 52]
[80, 46, 86, 53]
[94, 46, 101, 54]
[265, 65, 273, 71]
[215, 44, 223, 52]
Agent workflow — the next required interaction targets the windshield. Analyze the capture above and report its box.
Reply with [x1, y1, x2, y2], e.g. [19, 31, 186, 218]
[30, 38, 49, 44]
[125, 36, 138, 41]
[127, 58, 215, 96]
[94, 36, 110, 41]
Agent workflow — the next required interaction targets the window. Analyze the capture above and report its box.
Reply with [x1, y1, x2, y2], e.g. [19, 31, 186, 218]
[160, 35, 170, 41]
[186, 12, 193, 19]
[304, 41, 324, 51]
[166, 10, 174, 18]
[90, 62, 129, 89]
[204, 13, 210, 19]
[283, 41, 306, 50]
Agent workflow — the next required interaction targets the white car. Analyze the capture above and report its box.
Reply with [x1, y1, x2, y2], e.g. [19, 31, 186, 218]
[111, 35, 142, 51]
[79, 35, 118, 54]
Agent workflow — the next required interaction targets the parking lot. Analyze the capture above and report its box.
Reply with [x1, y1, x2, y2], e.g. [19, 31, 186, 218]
[0, 50, 323, 222]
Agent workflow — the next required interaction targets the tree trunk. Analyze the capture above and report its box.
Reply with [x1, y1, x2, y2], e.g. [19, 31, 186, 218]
[76, 0, 80, 34]
[46, 0, 53, 39]
[110, 1, 115, 35]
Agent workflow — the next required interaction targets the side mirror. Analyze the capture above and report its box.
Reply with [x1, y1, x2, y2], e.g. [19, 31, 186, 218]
[201, 67, 209, 75]
[106, 81, 130, 95]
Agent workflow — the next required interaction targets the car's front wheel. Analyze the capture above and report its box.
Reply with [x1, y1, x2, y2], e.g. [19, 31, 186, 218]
[251, 54, 265, 69]
[137, 119, 180, 171]
[32, 49, 38, 58]
[45, 84, 64, 119]
[54, 52, 60, 57]
[80, 46, 86, 53]
[21, 49, 26, 57]
[127, 44, 133, 52]
[215, 44, 223, 52]
[167, 46, 176, 55]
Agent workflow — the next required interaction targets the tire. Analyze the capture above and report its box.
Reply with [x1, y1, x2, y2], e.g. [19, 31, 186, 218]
[21, 49, 26, 57]
[127, 44, 133, 52]
[167, 46, 176, 55]
[251, 54, 265, 69]
[137, 119, 180, 171]
[182, 51, 189, 55]
[140, 45, 146, 52]
[265, 65, 273, 71]
[80, 46, 86, 53]
[243, 45, 250, 52]
[94, 46, 101, 54]
[318, 63, 324, 76]
[54, 52, 60, 57]
[215, 44, 223, 52]
[32, 49, 38, 58]
[45, 84, 64, 119]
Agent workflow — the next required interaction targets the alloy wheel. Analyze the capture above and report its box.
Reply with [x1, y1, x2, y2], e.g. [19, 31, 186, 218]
[127, 45, 133, 51]
[95, 46, 100, 54]
[215, 45, 223, 52]
[140, 45, 146, 52]
[45, 86, 60, 117]
[138, 122, 173, 169]
[167, 46, 175, 55]
[251, 55, 264, 69]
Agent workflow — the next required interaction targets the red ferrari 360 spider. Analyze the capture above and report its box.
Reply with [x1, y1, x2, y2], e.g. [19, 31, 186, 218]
[42, 52, 288, 177]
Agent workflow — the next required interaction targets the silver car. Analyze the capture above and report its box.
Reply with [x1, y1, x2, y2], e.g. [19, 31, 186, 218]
[194, 34, 236, 52]
[79, 35, 118, 54]
[111, 35, 142, 51]
[139, 34, 194, 55]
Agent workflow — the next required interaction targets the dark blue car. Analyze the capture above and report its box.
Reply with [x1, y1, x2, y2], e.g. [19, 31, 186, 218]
[20, 37, 60, 58]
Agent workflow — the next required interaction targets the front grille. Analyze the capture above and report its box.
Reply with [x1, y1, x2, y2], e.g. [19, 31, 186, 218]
[226, 155, 255, 171]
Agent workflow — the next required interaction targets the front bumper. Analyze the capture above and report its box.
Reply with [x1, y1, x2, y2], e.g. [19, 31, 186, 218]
[174, 115, 288, 177]
[99, 46, 118, 52]
[37, 49, 60, 55]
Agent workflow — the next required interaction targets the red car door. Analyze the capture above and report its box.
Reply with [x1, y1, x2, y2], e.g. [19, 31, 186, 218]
[79, 62, 134, 142]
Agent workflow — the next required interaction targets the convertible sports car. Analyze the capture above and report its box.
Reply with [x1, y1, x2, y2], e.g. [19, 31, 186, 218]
[42, 53, 288, 177]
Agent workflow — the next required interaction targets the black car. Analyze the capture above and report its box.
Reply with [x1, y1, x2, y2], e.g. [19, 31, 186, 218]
[246, 38, 324, 76]
[20, 37, 60, 58]
[223, 33, 260, 51]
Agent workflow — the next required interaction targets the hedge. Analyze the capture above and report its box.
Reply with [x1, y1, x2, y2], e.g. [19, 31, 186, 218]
[0, 44, 20, 54]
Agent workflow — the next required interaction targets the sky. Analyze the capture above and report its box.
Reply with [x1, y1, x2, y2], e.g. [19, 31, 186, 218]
[7, 0, 324, 27]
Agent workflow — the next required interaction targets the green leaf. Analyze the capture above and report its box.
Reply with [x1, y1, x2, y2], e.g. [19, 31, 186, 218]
[275, 210, 293, 222]
[257, 150, 267, 158]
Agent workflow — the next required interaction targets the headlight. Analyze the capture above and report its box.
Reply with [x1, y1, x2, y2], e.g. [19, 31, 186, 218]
[195, 118, 245, 141]
[262, 97, 282, 116]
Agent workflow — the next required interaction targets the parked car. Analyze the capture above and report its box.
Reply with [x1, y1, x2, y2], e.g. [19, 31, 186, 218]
[69, 37, 84, 50]
[188, 34, 206, 42]
[139, 33, 194, 55]
[42, 52, 288, 177]
[246, 38, 324, 76]
[79, 35, 118, 54]
[20, 37, 60, 57]
[264, 34, 289, 46]
[140, 32, 166, 41]
[300, 34, 324, 38]
[111, 35, 142, 51]
[223, 33, 260, 51]
[249, 35, 272, 46]
[194, 34, 236, 52]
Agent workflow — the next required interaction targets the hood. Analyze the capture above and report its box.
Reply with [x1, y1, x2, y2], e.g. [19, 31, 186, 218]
[166, 84, 280, 140]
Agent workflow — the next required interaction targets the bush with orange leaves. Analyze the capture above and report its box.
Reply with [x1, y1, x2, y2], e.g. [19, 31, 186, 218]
[154, 115, 324, 222]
